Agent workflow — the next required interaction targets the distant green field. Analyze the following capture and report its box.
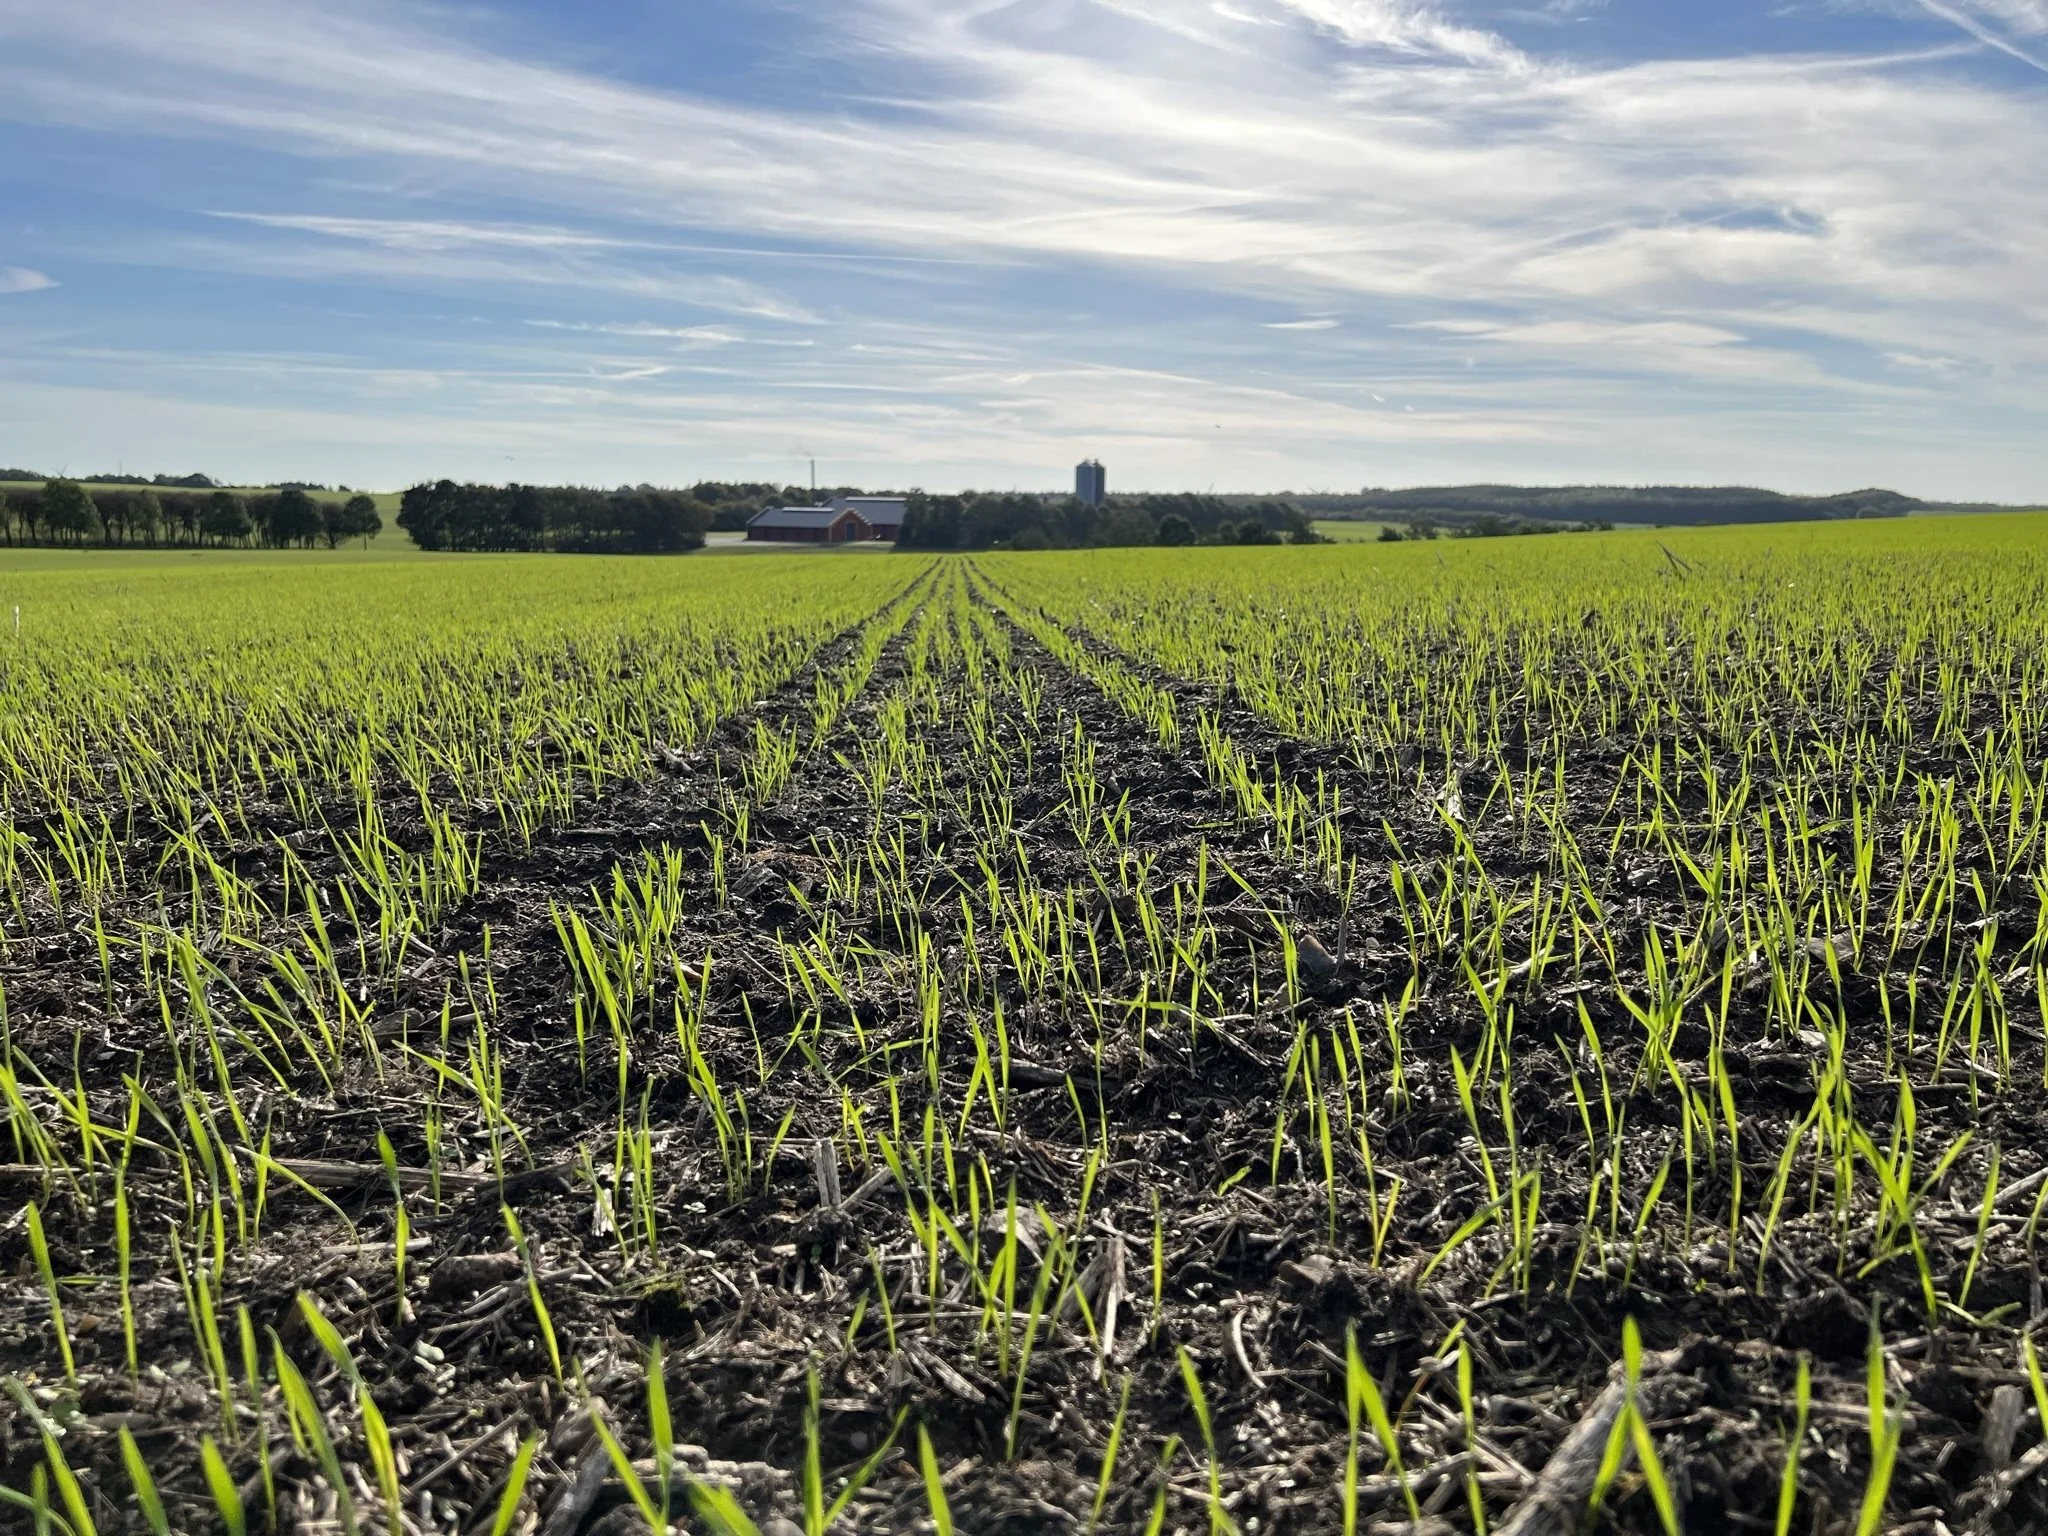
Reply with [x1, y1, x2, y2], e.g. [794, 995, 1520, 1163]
[9, 515, 2048, 1529]
[701, 531, 896, 555]
[1900, 514, 2048, 528]
[0, 544, 449, 572]
[0, 533, 900, 569]
[1312, 518, 1400, 541]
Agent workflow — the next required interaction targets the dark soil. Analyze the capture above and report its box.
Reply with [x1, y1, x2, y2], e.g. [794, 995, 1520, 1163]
[3, 558, 2044, 1536]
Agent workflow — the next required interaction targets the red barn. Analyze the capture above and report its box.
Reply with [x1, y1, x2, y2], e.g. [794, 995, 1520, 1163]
[829, 496, 906, 539]
[745, 505, 871, 543]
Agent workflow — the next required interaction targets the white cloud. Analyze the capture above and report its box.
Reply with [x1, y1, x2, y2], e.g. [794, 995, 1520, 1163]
[0, 0, 2026, 366]
[1901, 0, 2048, 35]
[530, 320, 744, 345]
[0, 266, 56, 294]
[1886, 349, 1966, 372]
[156, 221, 824, 322]
[1907, 1, 2048, 71]
[212, 213, 636, 252]
[1485, 320, 1746, 348]
[1962, 0, 2048, 29]
[0, 0, 2044, 491]
[1850, 0, 2048, 67]
[1263, 0, 1525, 63]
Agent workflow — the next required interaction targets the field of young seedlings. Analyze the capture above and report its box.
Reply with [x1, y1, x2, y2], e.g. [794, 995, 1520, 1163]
[7, 518, 2048, 1536]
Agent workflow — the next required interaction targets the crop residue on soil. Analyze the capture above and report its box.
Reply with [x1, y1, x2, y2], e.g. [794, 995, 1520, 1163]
[6, 528, 2048, 1535]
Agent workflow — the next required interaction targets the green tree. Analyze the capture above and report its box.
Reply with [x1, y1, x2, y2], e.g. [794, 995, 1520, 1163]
[129, 490, 164, 547]
[337, 494, 382, 547]
[270, 486, 325, 548]
[0, 488, 28, 545]
[160, 493, 202, 545]
[1284, 510, 1327, 544]
[201, 491, 252, 546]
[1157, 514, 1194, 546]
[42, 480, 101, 546]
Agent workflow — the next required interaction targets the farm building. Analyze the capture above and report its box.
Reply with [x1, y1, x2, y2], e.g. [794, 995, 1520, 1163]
[746, 494, 907, 542]
[829, 495, 906, 538]
[745, 505, 869, 543]
[1075, 458, 1106, 506]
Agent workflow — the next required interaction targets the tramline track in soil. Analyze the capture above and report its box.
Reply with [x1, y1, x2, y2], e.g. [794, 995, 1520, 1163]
[0, 558, 936, 1072]
[2, 565, 1428, 1535]
[978, 544, 2048, 1534]
[0, 560, 947, 1534]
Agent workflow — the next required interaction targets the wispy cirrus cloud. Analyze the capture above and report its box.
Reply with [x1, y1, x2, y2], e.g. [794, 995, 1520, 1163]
[178, 216, 824, 321]
[0, 266, 56, 294]
[1847, 0, 2048, 69]
[0, 0, 2041, 494]
[1882, 0, 2048, 33]
[211, 214, 640, 253]
[1912, 0, 2048, 69]
[528, 320, 746, 345]
[1263, 0, 1526, 63]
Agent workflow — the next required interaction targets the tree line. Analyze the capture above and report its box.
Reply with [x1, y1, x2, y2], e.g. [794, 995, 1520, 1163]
[1308, 483, 1923, 527]
[896, 491, 1325, 550]
[395, 482, 712, 552]
[0, 481, 382, 548]
[0, 469, 221, 489]
[691, 482, 828, 532]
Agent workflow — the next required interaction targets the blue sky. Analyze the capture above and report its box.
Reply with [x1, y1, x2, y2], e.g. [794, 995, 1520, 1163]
[0, 0, 2043, 497]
